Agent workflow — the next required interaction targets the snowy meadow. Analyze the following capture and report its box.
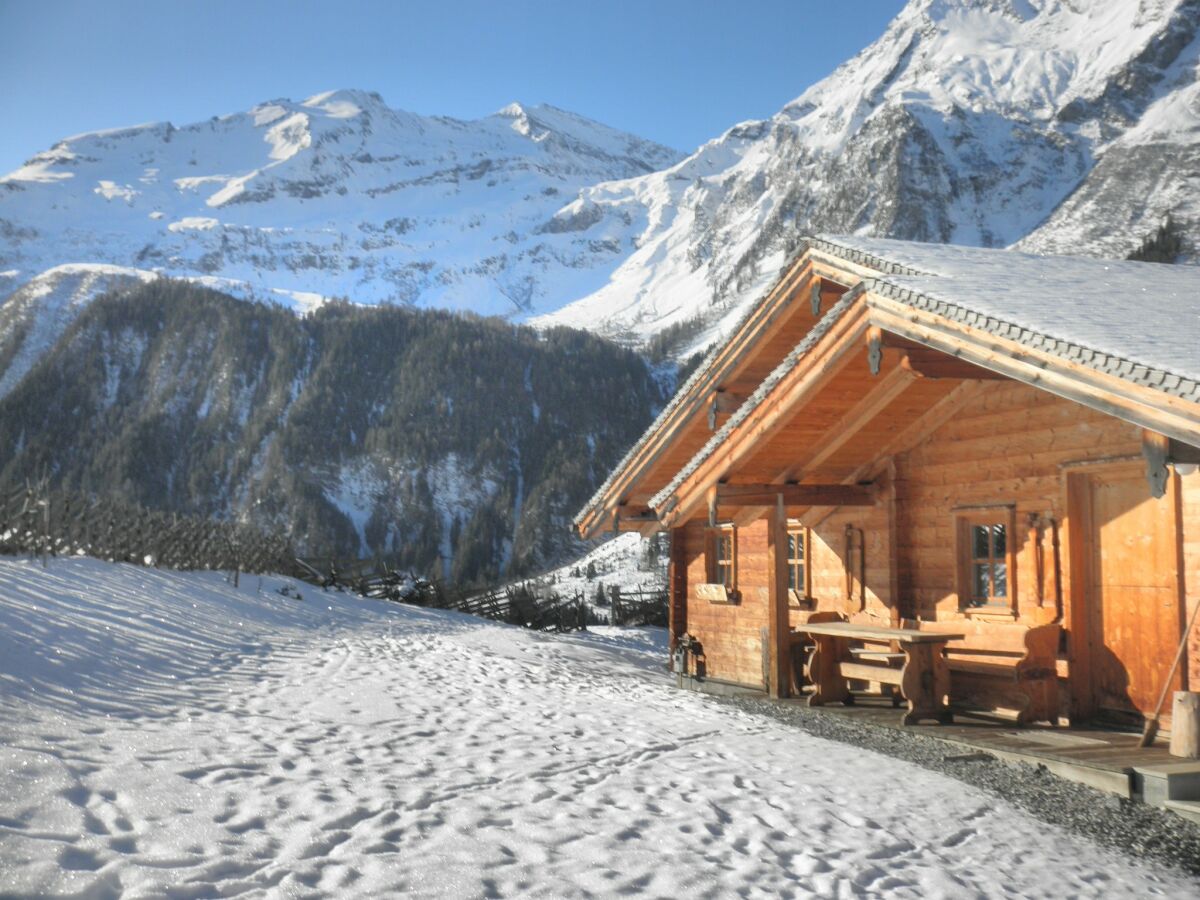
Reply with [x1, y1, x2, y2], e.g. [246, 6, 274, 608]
[0, 558, 1196, 898]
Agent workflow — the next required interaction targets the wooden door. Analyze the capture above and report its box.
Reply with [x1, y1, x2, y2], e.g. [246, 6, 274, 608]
[1073, 466, 1182, 724]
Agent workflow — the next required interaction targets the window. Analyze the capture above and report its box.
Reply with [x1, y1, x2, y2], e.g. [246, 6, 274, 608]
[711, 526, 736, 589]
[956, 507, 1016, 613]
[787, 525, 810, 604]
[696, 525, 738, 604]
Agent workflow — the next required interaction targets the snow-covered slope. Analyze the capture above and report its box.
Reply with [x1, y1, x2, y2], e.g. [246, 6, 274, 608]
[3, 556, 1197, 896]
[538, 0, 1200, 345]
[5, 0, 1200, 375]
[0, 89, 680, 320]
[504, 531, 667, 612]
[0, 263, 159, 399]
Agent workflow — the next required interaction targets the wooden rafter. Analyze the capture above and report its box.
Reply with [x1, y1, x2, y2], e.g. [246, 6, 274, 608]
[776, 364, 918, 483]
[715, 483, 875, 507]
[867, 325, 1008, 381]
[707, 389, 749, 430]
[657, 305, 872, 528]
[900, 348, 1010, 380]
[866, 297, 1200, 447]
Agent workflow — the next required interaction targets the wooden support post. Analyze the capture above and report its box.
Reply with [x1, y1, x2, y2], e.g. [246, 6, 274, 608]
[668, 526, 687, 659]
[766, 494, 790, 699]
[1172, 692, 1200, 759]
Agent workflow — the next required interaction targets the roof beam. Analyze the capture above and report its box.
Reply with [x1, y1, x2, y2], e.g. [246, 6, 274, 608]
[715, 483, 875, 507]
[867, 326, 1008, 380]
[776, 364, 918, 483]
[707, 389, 749, 430]
[899, 348, 1011, 380]
[867, 298, 1200, 447]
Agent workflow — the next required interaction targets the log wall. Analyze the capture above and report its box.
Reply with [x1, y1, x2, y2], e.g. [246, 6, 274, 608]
[892, 382, 1140, 622]
[681, 519, 769, 688]
[678, 379, 1200, 701]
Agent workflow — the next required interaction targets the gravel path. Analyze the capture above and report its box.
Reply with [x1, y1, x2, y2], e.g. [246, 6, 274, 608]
[720, 694, 1200, 878]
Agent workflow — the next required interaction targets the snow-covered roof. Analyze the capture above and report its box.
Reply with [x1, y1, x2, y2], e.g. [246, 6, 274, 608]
[814, 235, 1200, 398]
[645, 235, 1200, 513]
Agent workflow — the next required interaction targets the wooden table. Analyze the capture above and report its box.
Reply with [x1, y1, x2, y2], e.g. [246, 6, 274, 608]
[793, 622, 964, 725]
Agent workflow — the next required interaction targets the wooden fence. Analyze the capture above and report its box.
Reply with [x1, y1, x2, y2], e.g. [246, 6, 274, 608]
[0, 479, 661, 635]
[0, 480, 298, 577]
[606, 586, 669, 627]
[289, 558, 592, 633]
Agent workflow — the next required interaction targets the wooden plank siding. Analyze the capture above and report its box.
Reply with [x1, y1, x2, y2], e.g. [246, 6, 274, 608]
[677, 377, 1199, 721]
[681, 519, 771, 689]
[1182, 472, 1200, 690]
[894, 382, 1137, 624]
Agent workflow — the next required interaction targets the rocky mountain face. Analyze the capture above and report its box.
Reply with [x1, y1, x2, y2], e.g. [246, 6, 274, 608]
[538, 0, 1200, 346]
[0, 280, 670, 583]
[0, 90, 680, 317]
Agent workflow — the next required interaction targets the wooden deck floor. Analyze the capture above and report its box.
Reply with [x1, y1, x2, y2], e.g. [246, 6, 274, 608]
[775, 693, 1187, 796]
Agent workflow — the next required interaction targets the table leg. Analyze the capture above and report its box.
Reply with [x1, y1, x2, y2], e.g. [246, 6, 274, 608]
[900, 643, 953, 725]
[806, 635, 851, 707]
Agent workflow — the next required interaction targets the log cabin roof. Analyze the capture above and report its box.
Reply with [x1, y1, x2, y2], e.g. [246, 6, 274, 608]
[577, 235, 1200, 535]
[571, 243, 857, 537]
[816, 235, 1200, 398]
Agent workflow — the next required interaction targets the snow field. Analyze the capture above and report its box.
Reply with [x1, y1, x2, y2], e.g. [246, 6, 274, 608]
[508, 531, 666, 613]
[0, 557, 1196, 897]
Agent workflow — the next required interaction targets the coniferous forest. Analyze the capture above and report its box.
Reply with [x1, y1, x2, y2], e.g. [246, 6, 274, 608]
[0, 280, 672, 585]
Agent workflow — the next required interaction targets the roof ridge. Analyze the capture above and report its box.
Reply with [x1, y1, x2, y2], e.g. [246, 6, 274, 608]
[807, 235, 934, 277]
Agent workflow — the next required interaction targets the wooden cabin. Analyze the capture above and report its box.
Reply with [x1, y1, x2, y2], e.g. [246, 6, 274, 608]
[576, 236, 1200, 729]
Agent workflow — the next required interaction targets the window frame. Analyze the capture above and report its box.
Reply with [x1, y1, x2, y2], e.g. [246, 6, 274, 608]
[694, 524, 740, 604]
[707, 524, 737, 592]
[786, 522, 812, 609]
[955, 505, 1017, 616]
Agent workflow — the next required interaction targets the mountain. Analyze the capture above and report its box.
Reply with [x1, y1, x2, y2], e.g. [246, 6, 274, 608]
[0, 280, 671, 583]
[5, 1, 1199, 364]
[537, 0, 1200, 346]
[0, 90, 680, 318]
[4, 0, 1200, 580]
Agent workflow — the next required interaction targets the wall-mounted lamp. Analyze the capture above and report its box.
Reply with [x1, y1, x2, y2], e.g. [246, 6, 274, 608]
[1174, 462, 1198, 477]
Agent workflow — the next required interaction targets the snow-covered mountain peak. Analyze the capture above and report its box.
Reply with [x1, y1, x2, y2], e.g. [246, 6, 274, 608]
[537, 0, 1200, 345]
[0, 90, 683, 321]
[5, 0, 1200, 370]
[300, 87, 387, 118]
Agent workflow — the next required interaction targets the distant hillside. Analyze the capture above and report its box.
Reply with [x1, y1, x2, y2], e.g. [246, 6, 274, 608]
[0, 281, 671, 584]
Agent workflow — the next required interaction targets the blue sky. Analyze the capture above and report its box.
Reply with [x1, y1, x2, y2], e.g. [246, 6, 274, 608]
[0, 0, 902, 174]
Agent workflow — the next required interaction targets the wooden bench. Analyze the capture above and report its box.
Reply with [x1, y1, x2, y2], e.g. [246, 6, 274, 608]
[796, 621, 964, 725]
[915, 619, 1060, 726]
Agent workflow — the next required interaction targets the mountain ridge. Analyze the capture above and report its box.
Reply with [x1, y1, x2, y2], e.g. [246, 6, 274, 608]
[5, 1, 1199, 365]
[537, 0, 1200, 347]
[1, 87, 681, 318]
